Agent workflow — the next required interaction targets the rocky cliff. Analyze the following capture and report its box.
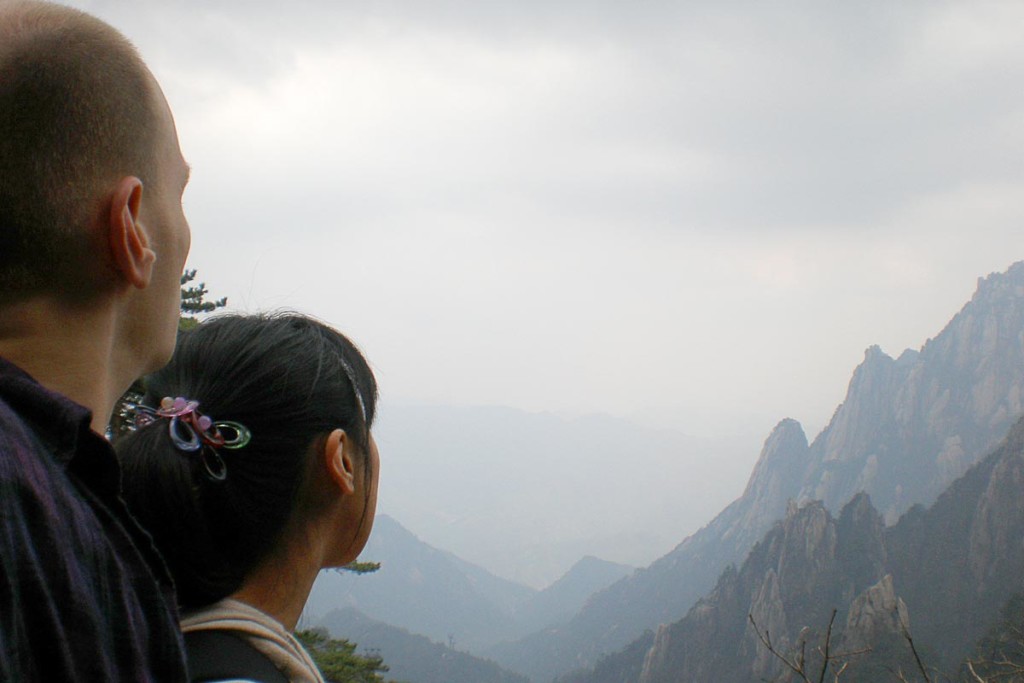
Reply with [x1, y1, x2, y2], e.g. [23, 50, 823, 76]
[802, 263, 1024, 521]
[636, 495, 886, 683]
[636, 415, 1024, 683]
[497, 262, 1024, 682]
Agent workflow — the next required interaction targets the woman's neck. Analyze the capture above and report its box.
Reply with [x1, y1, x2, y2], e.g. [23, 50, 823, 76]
[230, 531, 325, 632]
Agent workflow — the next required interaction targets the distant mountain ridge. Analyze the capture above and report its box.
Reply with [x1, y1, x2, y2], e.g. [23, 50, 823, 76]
[305, 515, 632, 652]
[306, 515, 530, 651]
[319, 607, 530, 683]
[492, 261, 1024, 681]
[517, 556, 634, 635]
[374, 404, 747, 587]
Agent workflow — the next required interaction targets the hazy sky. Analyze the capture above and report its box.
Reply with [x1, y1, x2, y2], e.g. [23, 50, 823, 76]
[72, 0, 1024, 442]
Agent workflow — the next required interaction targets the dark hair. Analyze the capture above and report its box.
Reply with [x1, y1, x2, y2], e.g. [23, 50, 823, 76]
[117, 313, 378, 609]
[0, 1, 159, 302]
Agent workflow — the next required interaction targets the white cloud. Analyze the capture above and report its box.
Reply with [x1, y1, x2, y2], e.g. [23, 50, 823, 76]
[49, 0, 1024, 582]
[69, 0, 1024, 435]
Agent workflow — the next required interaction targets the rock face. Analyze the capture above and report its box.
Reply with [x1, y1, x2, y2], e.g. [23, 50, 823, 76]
[635, 495, 886, 683]
[885, 413, 1024, 668]
[802, 262, 1024, 522]
[636, 416, 1024, 683]
[839, 575, 908, 653]
[496, 262, 1024, 682]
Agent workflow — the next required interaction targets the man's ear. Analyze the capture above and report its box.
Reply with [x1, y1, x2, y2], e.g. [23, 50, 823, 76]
[324, 428, 356, 496]
[107, 176, 155, 289]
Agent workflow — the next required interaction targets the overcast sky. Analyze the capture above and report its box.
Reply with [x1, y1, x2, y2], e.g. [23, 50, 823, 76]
[72, 0, 1024, 442]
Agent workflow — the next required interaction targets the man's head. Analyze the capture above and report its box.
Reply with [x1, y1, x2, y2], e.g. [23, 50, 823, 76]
[0, 1, 190, 369]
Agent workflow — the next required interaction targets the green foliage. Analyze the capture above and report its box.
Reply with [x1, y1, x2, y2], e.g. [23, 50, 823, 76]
[179, 269, 226, 330]
[295, 627, 393, 683]
[341, 561, 382, 574]
[319, 607, 532, 683]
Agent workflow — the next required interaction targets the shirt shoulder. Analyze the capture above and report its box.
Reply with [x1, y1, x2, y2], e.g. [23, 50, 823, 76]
[0, 382, 188, 681]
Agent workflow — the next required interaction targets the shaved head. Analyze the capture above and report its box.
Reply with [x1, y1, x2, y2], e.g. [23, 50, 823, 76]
[0, 1, 162, 302]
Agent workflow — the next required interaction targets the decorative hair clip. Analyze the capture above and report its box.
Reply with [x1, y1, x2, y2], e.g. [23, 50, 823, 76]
[134, 396, 251, 482]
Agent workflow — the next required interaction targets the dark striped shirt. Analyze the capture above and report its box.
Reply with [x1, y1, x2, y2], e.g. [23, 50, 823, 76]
[0, 357, 187, 681]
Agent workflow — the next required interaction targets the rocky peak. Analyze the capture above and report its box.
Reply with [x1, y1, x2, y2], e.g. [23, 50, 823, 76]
[835, 494, 887, 589]
[773, 502, 835, 580]
[971, 261, 1024, 303]
[812, 345, 907, 467]
[799, 262, 1024, 521]
[838, 574, 909, 653]
[742, 418, 810, 498]
[921, 262, 1024, 367]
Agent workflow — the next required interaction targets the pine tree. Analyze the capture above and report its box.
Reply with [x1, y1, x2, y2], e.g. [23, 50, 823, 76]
[179, 269, 226, 331]
[295, 628, 393, 683]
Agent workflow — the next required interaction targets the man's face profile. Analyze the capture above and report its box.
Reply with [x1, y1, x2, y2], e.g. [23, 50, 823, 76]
[130, 77, 192, 370]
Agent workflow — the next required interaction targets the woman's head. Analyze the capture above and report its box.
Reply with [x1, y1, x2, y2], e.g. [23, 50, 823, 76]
[117, 312, 378, 609]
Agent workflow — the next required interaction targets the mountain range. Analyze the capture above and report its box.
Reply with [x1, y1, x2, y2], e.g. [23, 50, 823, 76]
[490, 261, 1024, 681]
[305, 261, 1024, 683]
[631, 414, 1024, 682]
[371, 403, 752, 587]
[317, 607, 530, 683]
[304, 515, 633, 652]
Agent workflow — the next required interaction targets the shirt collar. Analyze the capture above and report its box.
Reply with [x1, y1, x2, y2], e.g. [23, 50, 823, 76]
[0, 355, 95, 464]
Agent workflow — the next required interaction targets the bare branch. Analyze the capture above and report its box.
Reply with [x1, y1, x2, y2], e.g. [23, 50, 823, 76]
[749, 613, 812, 683]
[898, 610, 932, 683]
[750, 611, 870, 683]
[817, 610, 838, 683]
[965, 660, 986, 683]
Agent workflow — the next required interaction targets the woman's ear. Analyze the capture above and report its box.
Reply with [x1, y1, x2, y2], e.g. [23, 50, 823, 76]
[323, 428, 356, 496]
